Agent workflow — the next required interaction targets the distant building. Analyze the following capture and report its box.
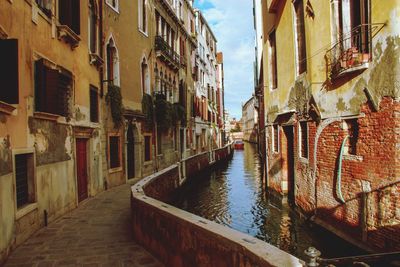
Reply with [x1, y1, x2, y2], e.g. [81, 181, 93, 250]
[242, 96, 258, 143]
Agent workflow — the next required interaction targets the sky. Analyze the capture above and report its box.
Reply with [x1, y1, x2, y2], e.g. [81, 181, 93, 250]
[194, 0, 255, 119]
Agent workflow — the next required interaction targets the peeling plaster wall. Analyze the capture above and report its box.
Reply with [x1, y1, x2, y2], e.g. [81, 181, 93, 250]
[28, 118, 72, 166]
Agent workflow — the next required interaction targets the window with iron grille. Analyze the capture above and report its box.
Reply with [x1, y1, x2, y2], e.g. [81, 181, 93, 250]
[0, 39, 19, 104]
[59, 0, 80, 35]
[90, 86, 99, 122]
[109, 136, 120, 169]
[144, 136, 151, 161]
[35, 59, 72, 117]
[299, 121, 308, 158]
[15, 153, 35, 209]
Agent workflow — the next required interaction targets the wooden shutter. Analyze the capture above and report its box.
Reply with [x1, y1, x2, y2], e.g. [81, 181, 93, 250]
[72, 0, 80, 35]
[59, 0, 71, 27]
[0, 39, 19, 104]
[34, 60, 46, 112]
[45, 68, 60, 114]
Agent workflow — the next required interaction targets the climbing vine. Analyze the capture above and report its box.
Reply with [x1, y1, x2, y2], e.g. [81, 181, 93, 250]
[155, 96, 173, 131]
[142, 93, 154, 129]
[106, 85, 123, 128]
[173, 103, 186, 127]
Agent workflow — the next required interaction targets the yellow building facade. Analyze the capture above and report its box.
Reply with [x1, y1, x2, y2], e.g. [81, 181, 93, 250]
[0, 0, 103, 263]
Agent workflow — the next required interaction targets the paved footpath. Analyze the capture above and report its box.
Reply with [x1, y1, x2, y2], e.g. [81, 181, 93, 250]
[4, 184, 164, 267]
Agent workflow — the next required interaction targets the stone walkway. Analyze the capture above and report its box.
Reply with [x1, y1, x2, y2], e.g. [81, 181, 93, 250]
[4, 184, 164, 267]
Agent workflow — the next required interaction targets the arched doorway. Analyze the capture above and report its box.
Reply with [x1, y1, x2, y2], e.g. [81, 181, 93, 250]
[127, 124, 135, 179]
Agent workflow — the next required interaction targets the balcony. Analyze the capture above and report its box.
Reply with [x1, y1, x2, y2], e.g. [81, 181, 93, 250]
[155, 36, 180, 71]
[325, 23, 385, 82]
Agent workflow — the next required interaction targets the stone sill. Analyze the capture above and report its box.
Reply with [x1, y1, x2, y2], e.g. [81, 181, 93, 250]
[89, 53, 104, 68]
[0, 101, 17, 115]
[343, 154, 363, 162]
[109, 167, 123, 174]
[33, 112, 60, 121]
[57, 25, 80, 49]
[298, 157, 309, 164]
[16, 202, 38, 220]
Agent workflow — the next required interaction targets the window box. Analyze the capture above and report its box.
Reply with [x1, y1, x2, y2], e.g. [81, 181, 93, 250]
[57, 25, 81, 49]
[89, 53, 104, 68]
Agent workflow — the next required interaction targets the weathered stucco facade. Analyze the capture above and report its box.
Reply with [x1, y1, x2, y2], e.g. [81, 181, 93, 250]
[0, 0, 103, 263]
[262, 0, 400, 252]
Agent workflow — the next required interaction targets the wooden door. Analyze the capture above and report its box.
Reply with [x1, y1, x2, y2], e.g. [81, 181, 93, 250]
[127, 126, 135, 179]
[76, 139, 88, 202]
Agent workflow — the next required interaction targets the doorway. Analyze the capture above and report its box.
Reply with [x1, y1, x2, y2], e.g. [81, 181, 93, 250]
[76, 139, 88, 202]
[127, 125, 135, 179]
[283, 126, 295, 204]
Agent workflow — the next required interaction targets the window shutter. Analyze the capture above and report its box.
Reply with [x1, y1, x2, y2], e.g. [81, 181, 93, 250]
[59, 0, 71, 27]
[45, 68, 60, 114]
[72, 0, 81, 35]
[34, 60, 46, 112]
[0, 39, 19, 104]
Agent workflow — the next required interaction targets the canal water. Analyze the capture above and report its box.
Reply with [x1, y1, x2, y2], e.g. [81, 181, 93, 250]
[171, 142, 364, 261]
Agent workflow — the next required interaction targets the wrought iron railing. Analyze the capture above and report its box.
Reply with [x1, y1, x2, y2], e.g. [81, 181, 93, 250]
[155, 36, 180, 68]
[305, 247, 400, 267]
[325, 23, 385, 80]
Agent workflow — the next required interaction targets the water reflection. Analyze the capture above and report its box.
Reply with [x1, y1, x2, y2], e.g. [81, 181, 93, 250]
[172, 142, 363, 260]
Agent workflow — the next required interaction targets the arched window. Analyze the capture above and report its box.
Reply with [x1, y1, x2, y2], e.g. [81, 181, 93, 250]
[141, 58, 150, 94]
[139, 0, 147, 33]
[106, 38, 120, 86]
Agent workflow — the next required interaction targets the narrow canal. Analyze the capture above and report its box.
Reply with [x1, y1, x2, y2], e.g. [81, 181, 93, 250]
[171, 142, 363, 261]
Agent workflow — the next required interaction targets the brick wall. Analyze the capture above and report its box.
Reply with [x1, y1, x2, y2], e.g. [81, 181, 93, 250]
[291, 97, 400, 251]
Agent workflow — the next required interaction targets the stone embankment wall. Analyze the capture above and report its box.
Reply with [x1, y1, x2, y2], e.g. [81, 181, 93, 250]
[131, 144, 304, 267]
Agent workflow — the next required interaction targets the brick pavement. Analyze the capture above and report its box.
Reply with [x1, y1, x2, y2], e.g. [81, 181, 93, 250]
[3, 184, 164, 267]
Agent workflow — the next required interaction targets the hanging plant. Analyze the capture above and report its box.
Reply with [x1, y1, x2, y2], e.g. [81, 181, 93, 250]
[155, 97, 173, 131]
[106, 85, 123, 128]
[142, 93, 154, 129]
[173, 103, 186, 126]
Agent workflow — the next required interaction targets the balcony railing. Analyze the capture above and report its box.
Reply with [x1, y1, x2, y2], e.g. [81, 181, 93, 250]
[325, 23, 385, 81]
[155, 36, 180, 70]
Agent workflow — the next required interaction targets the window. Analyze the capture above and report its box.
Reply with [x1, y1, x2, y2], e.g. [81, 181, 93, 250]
[106, 38, 120, 86]
[299, 121, 308, 158]
[144, 135, 151, 161]
[157, 129, 162, 155]
[272, 125, 279, 153]
[346, 119, 359, 155]
[139, 0, 147, 33]
[90, 86, 98, 122]
[15, 153, 35, 209]
[337, 0, 370, 53]
[0, 39, 19, 104]
[36, 0, 52, 17]
[109, 135, 121, 169]
[59, 0, 80, 35]
[88, 0, 98, 54]
[141, 59, 150, 94]
[106, 0, 119, 11]
[269, 30, 277, 89]
[35, 59, 72, 117]
[293, 0, 307, 75]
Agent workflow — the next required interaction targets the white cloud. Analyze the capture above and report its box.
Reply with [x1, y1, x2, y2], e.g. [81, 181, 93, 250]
[197, 0, 255, 119]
